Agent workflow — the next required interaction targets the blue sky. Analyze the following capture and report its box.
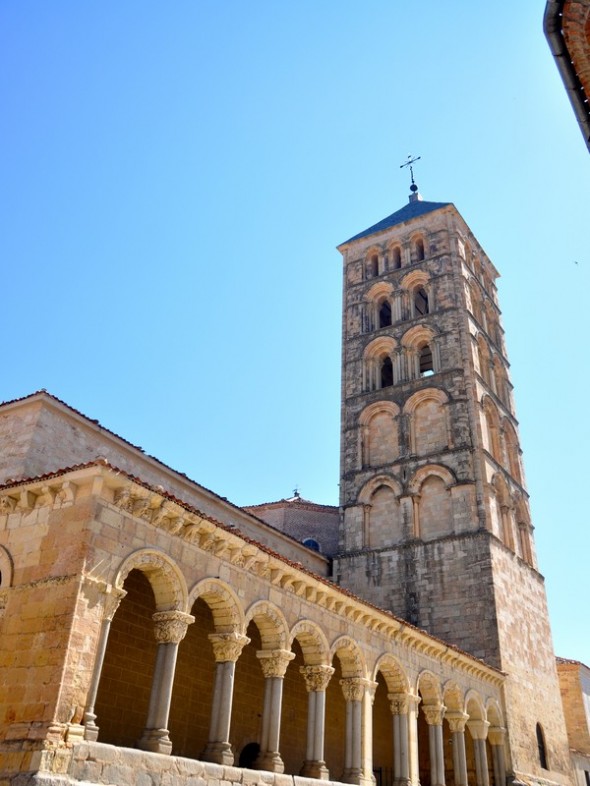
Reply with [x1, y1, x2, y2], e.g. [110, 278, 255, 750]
[1, 2, 588, 662]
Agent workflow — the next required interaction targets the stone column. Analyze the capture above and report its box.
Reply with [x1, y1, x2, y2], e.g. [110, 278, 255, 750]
[488, 726, 506, 786]
[389, 693, 411, 786]
[138, 610, 194, 754]
[362, 681, 378, 786]
[300, 665, 335, 779]
[468, 720, 490, 786]
[255, 649, 295, 773]
[446, 712, 469, 786]
[341, 677, 366, 784]
[83, 587, 127, 741]
[201, 632, 250, 765]
[407, 693, 421, 786]
[423, 703, 446, 786]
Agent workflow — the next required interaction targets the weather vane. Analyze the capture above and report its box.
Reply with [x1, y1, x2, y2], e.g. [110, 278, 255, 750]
[400, 154, 421, 193]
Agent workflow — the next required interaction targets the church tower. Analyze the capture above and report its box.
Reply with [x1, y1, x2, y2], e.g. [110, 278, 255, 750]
[333, 183, 572, 782]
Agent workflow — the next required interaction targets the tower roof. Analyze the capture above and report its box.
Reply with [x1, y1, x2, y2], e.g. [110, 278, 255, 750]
[341, 199, 451, 246]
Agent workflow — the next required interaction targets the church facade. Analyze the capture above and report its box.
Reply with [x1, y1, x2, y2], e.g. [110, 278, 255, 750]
[0, 191, 584, 786]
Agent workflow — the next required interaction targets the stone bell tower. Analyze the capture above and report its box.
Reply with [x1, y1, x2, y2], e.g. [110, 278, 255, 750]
[332, 182, 572, 782]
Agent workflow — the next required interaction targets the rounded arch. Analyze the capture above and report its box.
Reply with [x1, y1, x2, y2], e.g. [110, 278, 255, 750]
[365, 246, 382, 279]
[360, 400, 400, 426]
[443, 680, 464, 713]
[465, 689, 486, 721]
[366, 281, 393, 301]
[245, 600, 289, 650]
[410, 233, 427, 263]
[468, 279, 483, 324]
[331, 635, 366, 678]
[188, 577, 245, 633]
[401, 270, 430, 291]
[373, 654, 410, 694]
[401, 324, 435, 350]
[482, 395, 502, 462]
[358, 474, 402, 504]
[408, 464, 455, 495]
[289, 619, 330, 666]
[503, 419, 522, 484]
[388, 242, 403, 270]
[114, 548, 188, 612]
[0, 545, 14, 588]
[416, 670, 442, 704]
[486, 699, 504, 728]
[476, 334, 491, 385]
[403, 387, 448, 416]
[364, 335, 398, 358]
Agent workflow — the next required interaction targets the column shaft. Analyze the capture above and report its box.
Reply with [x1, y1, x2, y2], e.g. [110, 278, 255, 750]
[452, 731, 468, 786]
[83, 617, 112, 741]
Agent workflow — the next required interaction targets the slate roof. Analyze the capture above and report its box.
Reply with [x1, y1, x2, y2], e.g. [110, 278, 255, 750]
[341, 199, 452, 245]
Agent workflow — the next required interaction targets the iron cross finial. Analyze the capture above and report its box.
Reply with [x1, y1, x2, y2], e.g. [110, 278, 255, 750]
[400, 154, 421, 190]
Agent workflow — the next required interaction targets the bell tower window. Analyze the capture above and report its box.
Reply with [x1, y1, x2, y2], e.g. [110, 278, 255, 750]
[415, 238, 425, 262]
[419, 344, 434, 376]
[380, 356, 394, 388]
[379, 300, 392, 328]
[414, 287, 429, 316]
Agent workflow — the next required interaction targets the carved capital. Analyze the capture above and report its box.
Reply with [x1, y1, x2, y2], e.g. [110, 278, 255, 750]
[300, 665, 335, 693]
[0, 495, 17, 513]
[256, 649, 295, 678]
[208, 632, 250, 663]
[467, 719, 490, 740]
[388, 692, 410, 716]
[103, 587, 127, 621]
[422, 702, 445, 726]
[488, 726, 506, 746]
[152, 610, 195, 644]
[445, 711, 469, 733]
[340, 677, 366, 703]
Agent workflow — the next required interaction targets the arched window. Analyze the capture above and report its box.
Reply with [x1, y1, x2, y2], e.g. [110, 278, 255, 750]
[415, 238, 425, 262]
[368, 254, 379, 278]
[536, 723, 548, 770]
[414, 287, 429, 316]
[419, 344, 434, 376]
[392, 246, 402, 269]
[302, 537, 321, 552]
[379, 299, 392, 328]
[380, 356, 394, 388]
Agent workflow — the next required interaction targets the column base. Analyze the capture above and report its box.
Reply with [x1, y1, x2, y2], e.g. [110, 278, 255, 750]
[342, 768, 363, 785]
[393, 780, 412, 786]
[83, 712, 99, 742]
[255, 752, 285, 773]
[300, 760, 330, 780]
[202, 741, 234, 766]
[138, 728, 173, 755]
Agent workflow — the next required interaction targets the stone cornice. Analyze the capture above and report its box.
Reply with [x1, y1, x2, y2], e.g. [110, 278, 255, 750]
[0, 462, 505, 688]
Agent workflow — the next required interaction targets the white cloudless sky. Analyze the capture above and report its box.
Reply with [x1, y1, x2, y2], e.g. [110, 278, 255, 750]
[1, 2, 588, 662]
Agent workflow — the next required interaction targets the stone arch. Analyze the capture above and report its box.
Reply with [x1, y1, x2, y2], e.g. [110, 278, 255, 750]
[482, 396, 502, 463]
[388, 242, 403, 270]
[468, 279, 483, 324]
[486, 699, 504, 728]
[404, 388, 449, 455]
[416, 670, 443, 704]
[476, 334, 491, 386]
[359, 401, 400, 467]
[514, 495, 533, 564]
[364, 336, 398, 390]
[0, 545, 14, 588]
[358, 475, 403, 548]
[442, 680, 464, 713]
[502, 419, 522, 484]
[465, 690, 486, 721]
[289, 620, 330, 666]
[401, 324, 438, 379]
[244, 600, 289, 650]
[114, 548, 188, 612]
[491, 473, 514, 547]
[401, 270, 432, 318]
[373, 654, 410, 694]
[330, 635, 366, 678]
[409, 465, 455, 541]
[365, 282, 394, 332]
[365, 246, 381, 279]
[410, 233, 427, 263]
[188, 577, 244, 634]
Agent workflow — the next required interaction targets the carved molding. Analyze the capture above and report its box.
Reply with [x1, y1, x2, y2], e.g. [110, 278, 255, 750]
[300, 665, 335, 692]
[103, 587, 128, 622]
[388, 692, 410, 715]
[208, 632, 250, 663]
[256, 649, 295, 678]
[152, 610, 195, 644]
[340, 677, 366, 703]
[445, 711, 469, 733]
[422, 702, 446, 726]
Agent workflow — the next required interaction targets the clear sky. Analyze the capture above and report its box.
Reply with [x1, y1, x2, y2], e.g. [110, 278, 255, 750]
[1, 2, 588, 663]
